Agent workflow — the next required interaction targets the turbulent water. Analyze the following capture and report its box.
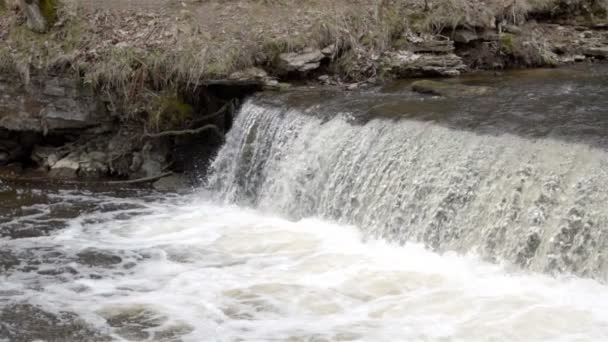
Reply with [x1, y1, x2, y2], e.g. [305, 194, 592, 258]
[2, 190, 608, 341]
[209, 101, 608, 280]
[2, 66, 608, 340]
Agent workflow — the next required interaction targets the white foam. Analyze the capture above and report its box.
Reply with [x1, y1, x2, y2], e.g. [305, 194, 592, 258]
[6, 195, 608, 341]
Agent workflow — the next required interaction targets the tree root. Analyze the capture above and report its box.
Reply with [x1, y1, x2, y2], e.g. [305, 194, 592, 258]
[144, 124, 223, 139]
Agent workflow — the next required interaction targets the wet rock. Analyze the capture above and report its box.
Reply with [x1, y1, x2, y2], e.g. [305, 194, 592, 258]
[0, 303, 110, 342]
[278, 49, 325, 73]
[76, 248, 122, 267]
[153, 174, 189, 192]
[382, 51, 467, 78]
[411, 80, 493, 97]
[49, 152, 80, 179]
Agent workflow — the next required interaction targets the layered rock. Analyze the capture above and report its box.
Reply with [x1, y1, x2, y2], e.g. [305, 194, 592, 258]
[382, 51, 467, 77]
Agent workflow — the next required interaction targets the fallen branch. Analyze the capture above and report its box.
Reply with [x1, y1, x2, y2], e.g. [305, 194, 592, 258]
[189, 98, 237, 126]
[144, 124, 223, 139]
[106, 172, 173, 185]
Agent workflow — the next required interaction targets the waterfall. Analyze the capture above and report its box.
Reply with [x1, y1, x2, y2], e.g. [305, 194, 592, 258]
[207, 99, 608, 280]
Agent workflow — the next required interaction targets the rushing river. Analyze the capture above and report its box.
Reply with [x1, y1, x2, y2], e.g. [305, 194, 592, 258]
[2, 187, 608, 341]
[2, 66, 608, 341]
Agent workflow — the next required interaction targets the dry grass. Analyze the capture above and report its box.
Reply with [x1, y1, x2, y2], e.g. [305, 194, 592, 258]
[0, 0, 606, 117]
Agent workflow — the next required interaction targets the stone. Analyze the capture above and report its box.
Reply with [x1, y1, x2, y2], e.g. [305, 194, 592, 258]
[135, 140, 169, 178]
[583, 46, 608, 58]
[79, 151, 108, 178]
[0, 76, 108, 134]
[408, 38, 455, 53]
[0, 139, 24, 165]
[31, 145, 57, 168]
[382, 51, 467, 78]
[453, 30, 479, 44]
[278, 49, 325, 73]
[411, 80, 494, 97]
[228, 67, 269, 82]
[153, 174, 189, 192]
[49, 153, 80, 179]
[321, 44, 337, 57]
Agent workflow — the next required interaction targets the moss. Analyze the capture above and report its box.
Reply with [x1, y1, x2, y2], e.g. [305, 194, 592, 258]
[149, 94, 194, 131]
[499, 34, 516, 55]
[40, 0, 58, 27]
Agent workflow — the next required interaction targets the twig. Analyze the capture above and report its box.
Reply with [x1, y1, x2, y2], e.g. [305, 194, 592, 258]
[144, 124, 223, 139]
[188, 98, 236, 128]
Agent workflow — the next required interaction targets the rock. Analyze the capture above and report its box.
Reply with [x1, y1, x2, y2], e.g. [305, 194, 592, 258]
[263, 81, 291, 91]
[453, 30, 479, 44]
[0, 76, 109, 133]
[136, 140, 169, 178]
[31, 145, 58, 168]
[49, 153, 80, 179]
[409, 38, 455, 53]
[228, 67, 269, 82]
[503, 25, 522, 34]
[321, 44, 337, 57]
[153, 174, 189, 192]
[0, 139, 24, 165]
[346, 83, 359, 91]
[318, 75, 330, 83]
[19, 0, 49, 33]
[79, 151, 108, 178]
[278, 49, 325, 73]
[583, 46, 608, 58]
[382, 51, 467, 78]
[76, 248, 122, 267]
[411, 80, 494, 97]
[574, 54, 586, 62]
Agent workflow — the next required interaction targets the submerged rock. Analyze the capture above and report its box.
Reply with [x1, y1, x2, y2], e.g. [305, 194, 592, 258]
[411, 80, 494, 97]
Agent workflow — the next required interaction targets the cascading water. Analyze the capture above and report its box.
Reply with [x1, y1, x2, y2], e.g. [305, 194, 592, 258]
[3, 67, 608, 341]
[208, 99, 608, 281]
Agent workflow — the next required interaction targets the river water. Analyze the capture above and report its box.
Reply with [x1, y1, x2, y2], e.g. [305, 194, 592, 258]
[2, 66, 608, 341]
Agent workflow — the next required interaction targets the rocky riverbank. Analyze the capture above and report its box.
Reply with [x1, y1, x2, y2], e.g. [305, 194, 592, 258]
[0, 0, 607, 188]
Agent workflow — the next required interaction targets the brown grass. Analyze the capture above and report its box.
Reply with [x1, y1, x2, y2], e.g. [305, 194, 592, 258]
[0, 0, 606, 117]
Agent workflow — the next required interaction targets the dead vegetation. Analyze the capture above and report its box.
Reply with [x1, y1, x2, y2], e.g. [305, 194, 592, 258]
[0, 0, 606, 122]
